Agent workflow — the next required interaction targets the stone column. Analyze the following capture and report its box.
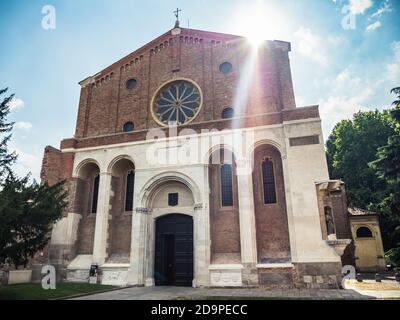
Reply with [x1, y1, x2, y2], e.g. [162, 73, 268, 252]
[237, 170, 258, 285]
[127, 208, 149, 286]
[92, 172, 112, 265]
[193, 203, 210, 287]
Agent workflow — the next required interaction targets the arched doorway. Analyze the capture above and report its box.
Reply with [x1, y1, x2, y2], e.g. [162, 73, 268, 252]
[154, 214, 193, 287]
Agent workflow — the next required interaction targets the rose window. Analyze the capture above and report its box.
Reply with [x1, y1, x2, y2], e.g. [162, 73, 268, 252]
[153, 80, 201, 126]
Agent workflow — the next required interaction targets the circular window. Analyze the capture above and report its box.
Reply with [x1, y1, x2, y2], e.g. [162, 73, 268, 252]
[123, 121, 134, 132]
[152, 79, 202, 126]
[222, 107, 234, 119]
[126, 79, 137, 90]
[219, 62, 233, 74]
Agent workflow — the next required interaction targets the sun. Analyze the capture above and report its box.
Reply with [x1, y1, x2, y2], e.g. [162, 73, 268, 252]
[235, 4, 285, 46]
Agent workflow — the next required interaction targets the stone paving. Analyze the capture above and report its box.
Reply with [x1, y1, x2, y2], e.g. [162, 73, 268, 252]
[343, 278, 400, 300]
[71, 286, 375, 300]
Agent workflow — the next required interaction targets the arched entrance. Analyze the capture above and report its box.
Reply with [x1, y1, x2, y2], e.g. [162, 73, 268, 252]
[154, 214, 193, 287]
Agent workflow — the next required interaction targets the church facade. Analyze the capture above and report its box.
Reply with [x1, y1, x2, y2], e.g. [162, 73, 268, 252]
[41, 25, 354, 288]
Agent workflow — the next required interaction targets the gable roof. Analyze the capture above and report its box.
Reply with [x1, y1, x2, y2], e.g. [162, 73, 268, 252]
[84, 27, 244, 83]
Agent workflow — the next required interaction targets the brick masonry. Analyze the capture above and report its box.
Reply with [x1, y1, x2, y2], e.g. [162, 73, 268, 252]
[73, 28, 297, 142]
[39, 26, 354, 288]
[252, 144, 291, 263]
[208, 149, 241, 264]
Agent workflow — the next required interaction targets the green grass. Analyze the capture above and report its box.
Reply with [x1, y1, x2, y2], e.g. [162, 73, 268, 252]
[0, 283, 116, 300]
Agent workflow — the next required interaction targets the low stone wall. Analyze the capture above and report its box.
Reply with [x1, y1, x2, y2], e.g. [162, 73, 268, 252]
[8, 270, 32, 285]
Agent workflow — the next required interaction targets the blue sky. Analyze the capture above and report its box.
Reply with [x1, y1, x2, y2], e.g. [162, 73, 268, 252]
[0, 0, 399, 180]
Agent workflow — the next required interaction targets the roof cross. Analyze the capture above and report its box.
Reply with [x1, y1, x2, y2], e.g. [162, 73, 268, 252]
[173, 8, 182, 28]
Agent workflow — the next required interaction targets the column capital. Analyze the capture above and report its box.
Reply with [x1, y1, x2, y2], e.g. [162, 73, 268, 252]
[99, 172, 112, 177]
[135, 207, 150, 214]
[194, 203, 204, 211]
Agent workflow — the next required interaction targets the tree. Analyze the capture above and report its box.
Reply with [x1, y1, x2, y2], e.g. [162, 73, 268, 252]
[326, 110, 395, 208]
[0, 88, 17, 183]
[0, 87, 68, 269]
[370, 87, 400, 268]
[0, 175, 67, 269]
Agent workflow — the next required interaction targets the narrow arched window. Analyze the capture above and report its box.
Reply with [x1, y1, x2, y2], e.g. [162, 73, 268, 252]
[222, 107, 234, 119]
[125, 170, 135, 211]
[123, 122, 134, 132]
[220, 164, 233, 207]
[356, 226, 373, 238]
[262, 159, 277, 204]
[91, 174, 100, 213]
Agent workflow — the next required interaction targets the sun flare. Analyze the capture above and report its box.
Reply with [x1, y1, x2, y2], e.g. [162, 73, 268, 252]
[234, 3, 285, 45]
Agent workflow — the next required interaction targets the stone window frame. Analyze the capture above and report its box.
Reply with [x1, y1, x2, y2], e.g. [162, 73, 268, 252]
[260, 157, 278, 206]
[90, 173, 100, 214]
[219, 163, 234, 208]
[123, 121, 135, 133]
[355, 225, 374, 239]
[124, 170, 135, 213]
[221, 107, 234, 119]
[126, 78, 138, 90]
[150, 78, 204, 128]
[219, 61, 233, 75]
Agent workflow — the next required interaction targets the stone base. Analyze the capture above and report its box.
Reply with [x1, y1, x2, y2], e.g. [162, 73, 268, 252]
[209, 265, 243, 287]
[66, 269, 90, 283]
[60, 260, 343, 289]
[258, 264, 294, 288]
[293, 262, 342, 289]
[89, 276, 98, 284]
[101, 264, 129, 286]
[66, 254, 93, 283]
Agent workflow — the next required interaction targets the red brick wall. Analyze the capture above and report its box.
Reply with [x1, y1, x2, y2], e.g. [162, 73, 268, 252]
[74, 28, 297, 140]
[107, 175, 132, 257]
[41, 146, 74, 185]
[208, 149, 241, 264]
[75, 177, 97, 255]
[252, 144, 291, 263]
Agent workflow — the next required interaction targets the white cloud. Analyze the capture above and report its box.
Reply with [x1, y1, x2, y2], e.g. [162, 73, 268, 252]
[320, 91, 372, 137]
[371, 0, 392, 18]
[385, 41, 400, 81]
[319, 67, 376, 137]
[14, 121, 33, 131]
[10, 147, 41, 182]
[8, 97, 25, 111]
[294, 27, 328, 66]
[366, 21, 382, 32]
[349, 0, 373, 15]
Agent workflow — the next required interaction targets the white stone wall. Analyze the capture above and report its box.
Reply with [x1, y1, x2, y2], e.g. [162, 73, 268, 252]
[56, 118, 341, 286]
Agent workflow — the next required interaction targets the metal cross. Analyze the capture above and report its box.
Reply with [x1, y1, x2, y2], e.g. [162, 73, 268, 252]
[173, 8, 182, 20]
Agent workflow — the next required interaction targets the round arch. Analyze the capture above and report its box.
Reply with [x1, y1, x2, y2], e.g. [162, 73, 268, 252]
[203, 144, 237, 165]
[248, 139, 286, 159]
[107, 155, 135, 174]
[138, 171, 202, 208]
[74, 158, 101, 178]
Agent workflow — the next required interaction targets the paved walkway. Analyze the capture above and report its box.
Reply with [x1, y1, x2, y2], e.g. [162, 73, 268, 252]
[344, 279, 400, 300]
[71, 286, 375, 300]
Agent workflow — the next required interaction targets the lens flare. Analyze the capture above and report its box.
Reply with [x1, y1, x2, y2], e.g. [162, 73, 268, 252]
[231, 2, 286, 45]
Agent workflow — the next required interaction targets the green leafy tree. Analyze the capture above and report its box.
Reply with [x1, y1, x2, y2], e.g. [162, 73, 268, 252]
[0, 87, 68, 269]
[0, 88, 17, 182]
[326, 110, 395, 208]
[0, 175, 67, 269]
[370, 87, 400, 268]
